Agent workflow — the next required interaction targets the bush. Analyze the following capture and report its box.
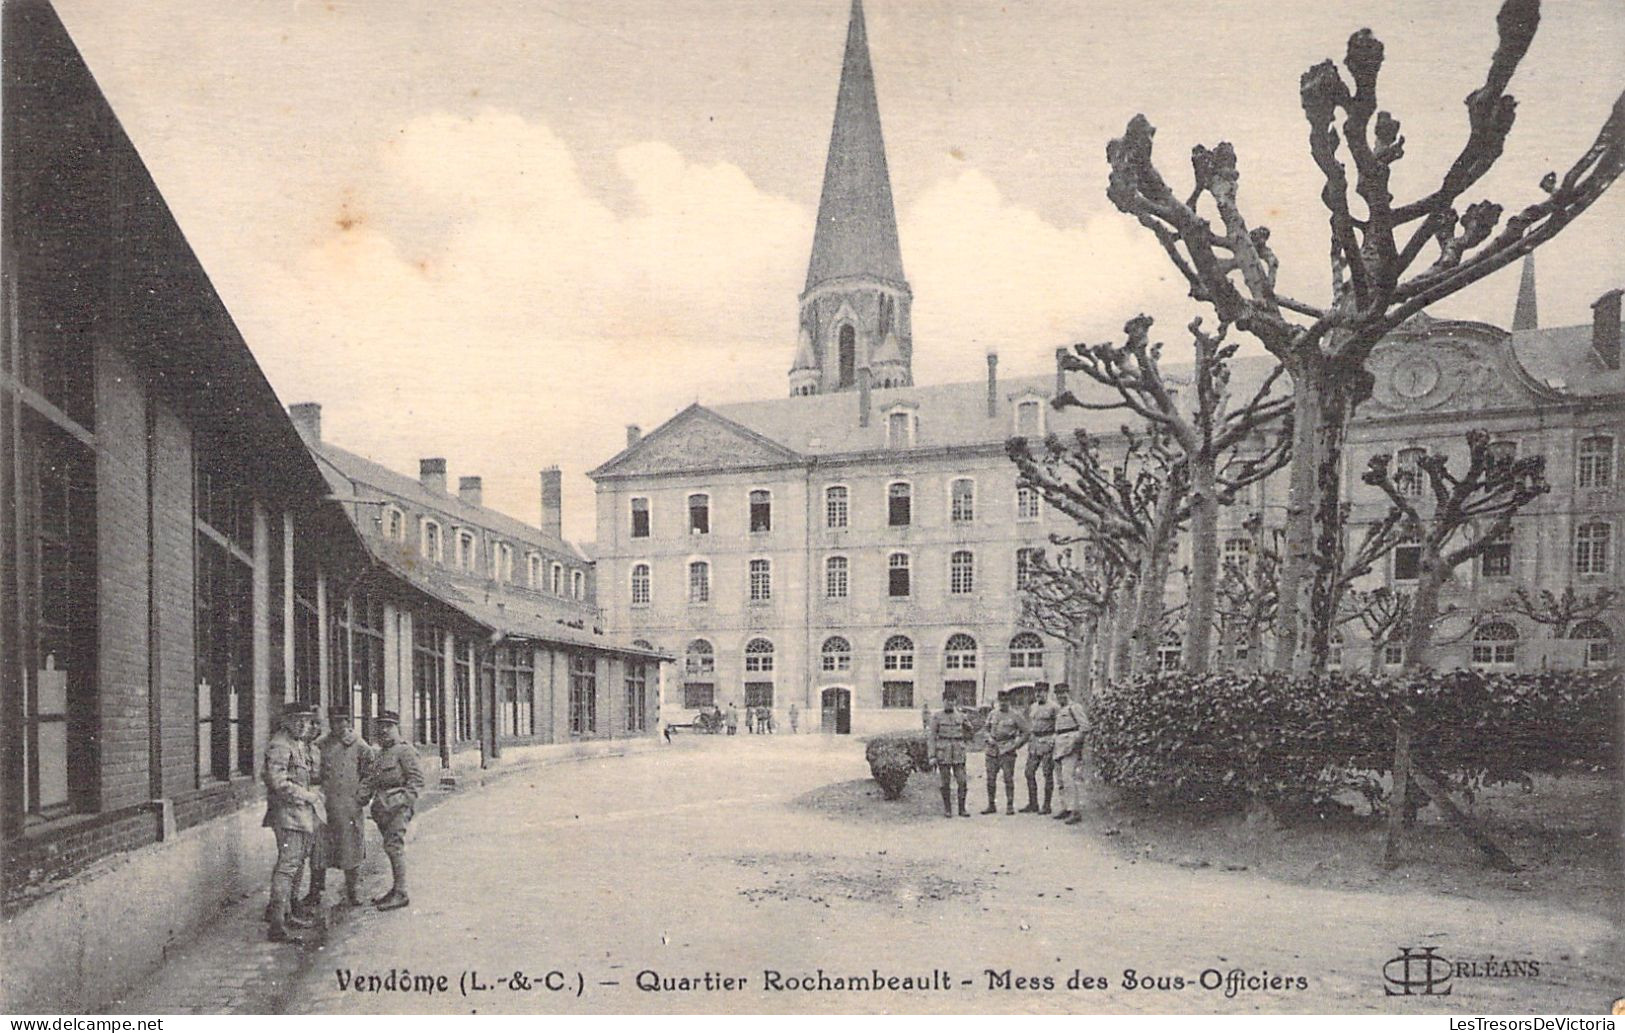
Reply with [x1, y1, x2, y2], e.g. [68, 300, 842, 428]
[1088, 668, 1620, 814]
[864, 732, 931, 800]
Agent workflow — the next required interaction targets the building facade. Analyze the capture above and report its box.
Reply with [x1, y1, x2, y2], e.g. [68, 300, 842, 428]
[591, 0, 1622, 735]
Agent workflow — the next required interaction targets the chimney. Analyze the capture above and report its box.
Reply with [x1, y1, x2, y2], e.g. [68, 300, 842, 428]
[458, 476, 483, 508]
[288, 402, 322, 442]
[419, 458, 447, 494]
[626, 424, 642, 448]
[540, 466, 563, 538]
[1593, 289, 1622, 371]
[858, 367, 872, 428]
[986, 351, 999, 418]
[1055, 347, 1068, 395]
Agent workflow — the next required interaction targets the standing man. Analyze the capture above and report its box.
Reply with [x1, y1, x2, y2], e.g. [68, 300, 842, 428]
[926, 695, 972, 818]
[1021, 682, 1058, 814]
[725, 702, 739, 736]
[981, 690, 1029, 815]
[788, 701, 799, 734]
[1050, 684, 1091, 825]
[920, 700, 932, 731]
[262, 701, 321, 942]
[302, 705, 374, 909]
[361, 710, 424, 911]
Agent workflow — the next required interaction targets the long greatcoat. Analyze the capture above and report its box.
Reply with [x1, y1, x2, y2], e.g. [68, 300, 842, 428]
[314, 731, 374, 870]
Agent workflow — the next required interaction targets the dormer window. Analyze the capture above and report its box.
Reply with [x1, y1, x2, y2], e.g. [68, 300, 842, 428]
[383, 505, 406, 542]
[455, 530, 477, 571]
[493, 542, 514, 582]
[551, 561, 564, 595]
[1014, 398, 1044, 438]
[886, 409, 916, 448]
[527, 552, 542, 588]
[422, 520, 443, 563]
[571, 569, 585, 599]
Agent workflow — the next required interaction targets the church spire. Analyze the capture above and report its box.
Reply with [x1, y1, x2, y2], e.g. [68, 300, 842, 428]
[792, 0, 913, 397]
[805, 0, 905, 291]
[1512, 253, 1538, 330]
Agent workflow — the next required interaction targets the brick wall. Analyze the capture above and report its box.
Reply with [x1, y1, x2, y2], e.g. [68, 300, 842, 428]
[152, 403, 196, 798]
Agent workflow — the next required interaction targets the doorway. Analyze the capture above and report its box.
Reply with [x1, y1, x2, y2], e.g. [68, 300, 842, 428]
[821, 687, 851, 734]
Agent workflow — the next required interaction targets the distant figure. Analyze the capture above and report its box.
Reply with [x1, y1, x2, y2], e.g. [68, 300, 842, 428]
[927, 697, 972, 818]
[981, 690, 1029, 816]
[725, 703, 739, 736]
[746, 706, 757, 734]
[920, 701, 932, 731]
[788, 702, 800, 734]
[763, 708, 775, 734]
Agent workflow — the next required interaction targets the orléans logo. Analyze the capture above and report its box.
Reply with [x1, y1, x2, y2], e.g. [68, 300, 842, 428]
[1384, 946, 1453, 997]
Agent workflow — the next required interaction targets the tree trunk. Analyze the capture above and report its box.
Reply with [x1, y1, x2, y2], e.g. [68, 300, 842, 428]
[1276, 363, 1354, 673]
[1402, 548, 1449, 673]
[1130, 518, 1176, 677]
[1076, 619, 1097, 693]
[1184, 460, 1219, 673]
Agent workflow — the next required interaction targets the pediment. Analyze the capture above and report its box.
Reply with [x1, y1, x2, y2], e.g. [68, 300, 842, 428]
[1363, 329, 1554, 416]
[591, 405, 802, 479]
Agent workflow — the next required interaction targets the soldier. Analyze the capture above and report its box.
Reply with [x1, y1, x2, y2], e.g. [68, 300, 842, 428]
[301, 705, 374, 910]
[981, 690, 1029, 815]
[1021, 681, 1058, 814]
[262, 701, 322, 942]
[361, 710, 424, 911]
[788, 701, 800, 734]
[926, 695, 972, 818]
[292, 708, 326, 920]
[725, 703, 739, 736]
[1050, 683, 1091, 825]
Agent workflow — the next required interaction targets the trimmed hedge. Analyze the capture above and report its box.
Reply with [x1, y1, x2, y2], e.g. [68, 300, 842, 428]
[865, 732, 931, 799]
[1088, 668, 1621, 813]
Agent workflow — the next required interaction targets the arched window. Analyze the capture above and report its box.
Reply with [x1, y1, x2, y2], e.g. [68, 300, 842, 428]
[745, 638, 775, 674]
[883, 635, 914, 671]
[1572, 619, 1614, 668]
[950, 550, 974, 595]
[887, 552, 911, 597]
[1471, 621, 1519, 668]
[838, 325, 856, 388]
[685, 639, 714, 676]
[571, 569, 584, 599]
[825, 485, 849, 528]
[944, 633, 978, 670]
[422, 520, 443, 563]
[527, 552, 542, 588]
[1578, 435, 1615, 489]
[821, 636, 852, 672]
[888, 482, 912, 527]
[950, 479, 975, 523]
[551, 562, 564, 595]
[383, 505, 406, 542]
[825, 555, 848, 599]
[1576, 522, 1612, 575]
[494, 542, 514, 582]
[630, 563, 651, 606]
[688, 560, 710, 604]
[454, 530, 477, 571]
[1009, 632, 1044, 669]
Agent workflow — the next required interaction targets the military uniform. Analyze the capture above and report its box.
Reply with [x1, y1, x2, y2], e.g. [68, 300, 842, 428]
[262, 702, 321, 939]
[1022, 688, 1058, 813]
[363, 711, 425, 910]
[927, 706, 973, 817]
[304, 707, 375, 907]
[1051, 691, 1091, 824]
[981, 700, 1029, 815]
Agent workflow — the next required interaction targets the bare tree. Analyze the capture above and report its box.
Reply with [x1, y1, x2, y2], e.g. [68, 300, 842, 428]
[1008, 424, 1186, 678]
[1497, 586, 1620, 639]
[1104, 0, 1625, 673]
[1341, 586, 1413, 675]
[1213, 513, 1280, 669]
[1018, 538, 1127, 691]
[1054, 315, 1292, 671]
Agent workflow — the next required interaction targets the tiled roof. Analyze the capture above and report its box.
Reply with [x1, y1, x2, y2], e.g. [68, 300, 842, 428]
[1508, 323, 1625, 398]
[310, 440, 589, 563]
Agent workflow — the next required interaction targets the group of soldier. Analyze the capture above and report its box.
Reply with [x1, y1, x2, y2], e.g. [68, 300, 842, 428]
[925, 682, 1090, 821]
[260, 701, 425, 942]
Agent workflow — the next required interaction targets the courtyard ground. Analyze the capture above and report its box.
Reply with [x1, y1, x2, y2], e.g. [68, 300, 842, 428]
[115, 734, 1621, 1014]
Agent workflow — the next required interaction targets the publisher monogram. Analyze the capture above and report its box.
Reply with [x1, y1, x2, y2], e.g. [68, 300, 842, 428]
[1385, 947, 1453, 997]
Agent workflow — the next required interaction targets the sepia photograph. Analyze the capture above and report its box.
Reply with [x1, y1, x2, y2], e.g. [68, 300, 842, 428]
[1, 0, 1622, 1019]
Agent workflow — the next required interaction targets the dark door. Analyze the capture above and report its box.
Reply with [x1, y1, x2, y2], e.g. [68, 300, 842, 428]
[821, 687, 851, 734]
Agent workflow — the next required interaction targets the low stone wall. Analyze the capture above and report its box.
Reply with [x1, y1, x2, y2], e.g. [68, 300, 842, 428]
[0, 734, 663, 1013]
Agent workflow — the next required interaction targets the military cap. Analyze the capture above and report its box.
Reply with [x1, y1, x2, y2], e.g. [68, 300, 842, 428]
[376, 709, 402, 725]
[1034, 681, 1051, 692]
[1052, 683, 1071, 694]
[327, 705, 352, 718]
[280, 701, 318, 718]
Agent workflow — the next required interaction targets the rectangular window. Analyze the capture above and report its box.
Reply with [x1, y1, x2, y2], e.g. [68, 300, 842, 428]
[1383, 642, 1405, 667]
[625, 663, 648, 733]
[1578, 436, 1614, 489]
[1016, 548, 1038, 589]
[411, 623, 445, 746]
[744, 683, 774, 710]
[689, 561, 710, 603]
[489, 645, 534, 739]
[1393, 537, 1422, 582]
[950, 552, 975, 595]
[1017, 485, 1040, 522]
[825, 556, 848, 599]
[1480, 525, 1512, 578]
[689, 494, 710, 535]
[631, 497, 650, 538]
[887, 411, 912, 448]
[749, 490, 772, 533]
[888, 483, 911, 527]
[335, 594, 387, 741]
[631, 564, 651, 607]
[888, 553, 911, 598]
[749, 559, 772, 602]
[1576, 523, 1612, 575]
[943, 681, 977, 708]
[195, 454, 255, 782]
[826, 486, 848, 529]
[569, 654, 598, 735]
[1397, 448, 1426, 498]
[683, 683, 715, 709]
[950, 479, 974, 523]
[882, 682, 914, 709]
[1015, 400, 1041, 438]
[453, 640, 474, 742]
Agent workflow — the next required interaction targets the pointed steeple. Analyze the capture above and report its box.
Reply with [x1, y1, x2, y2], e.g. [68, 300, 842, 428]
[805, 0, 905, 291]
[1512, 253, 1538, 331]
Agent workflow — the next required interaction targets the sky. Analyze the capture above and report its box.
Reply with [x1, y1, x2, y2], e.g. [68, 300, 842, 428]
[51, 0, 1625, 543]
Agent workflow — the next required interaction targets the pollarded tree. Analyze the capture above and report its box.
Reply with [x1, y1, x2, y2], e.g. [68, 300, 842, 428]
[1018, 536, 1130, 691]
[1104, 0, 1625, 673]
[1008, 424, 1186, 679]
[1496, 586, 1620, 639]
[1054, 314, 1292, 671]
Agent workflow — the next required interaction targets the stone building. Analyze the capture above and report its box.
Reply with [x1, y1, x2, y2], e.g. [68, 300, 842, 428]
[591, 0, 1622, 734]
